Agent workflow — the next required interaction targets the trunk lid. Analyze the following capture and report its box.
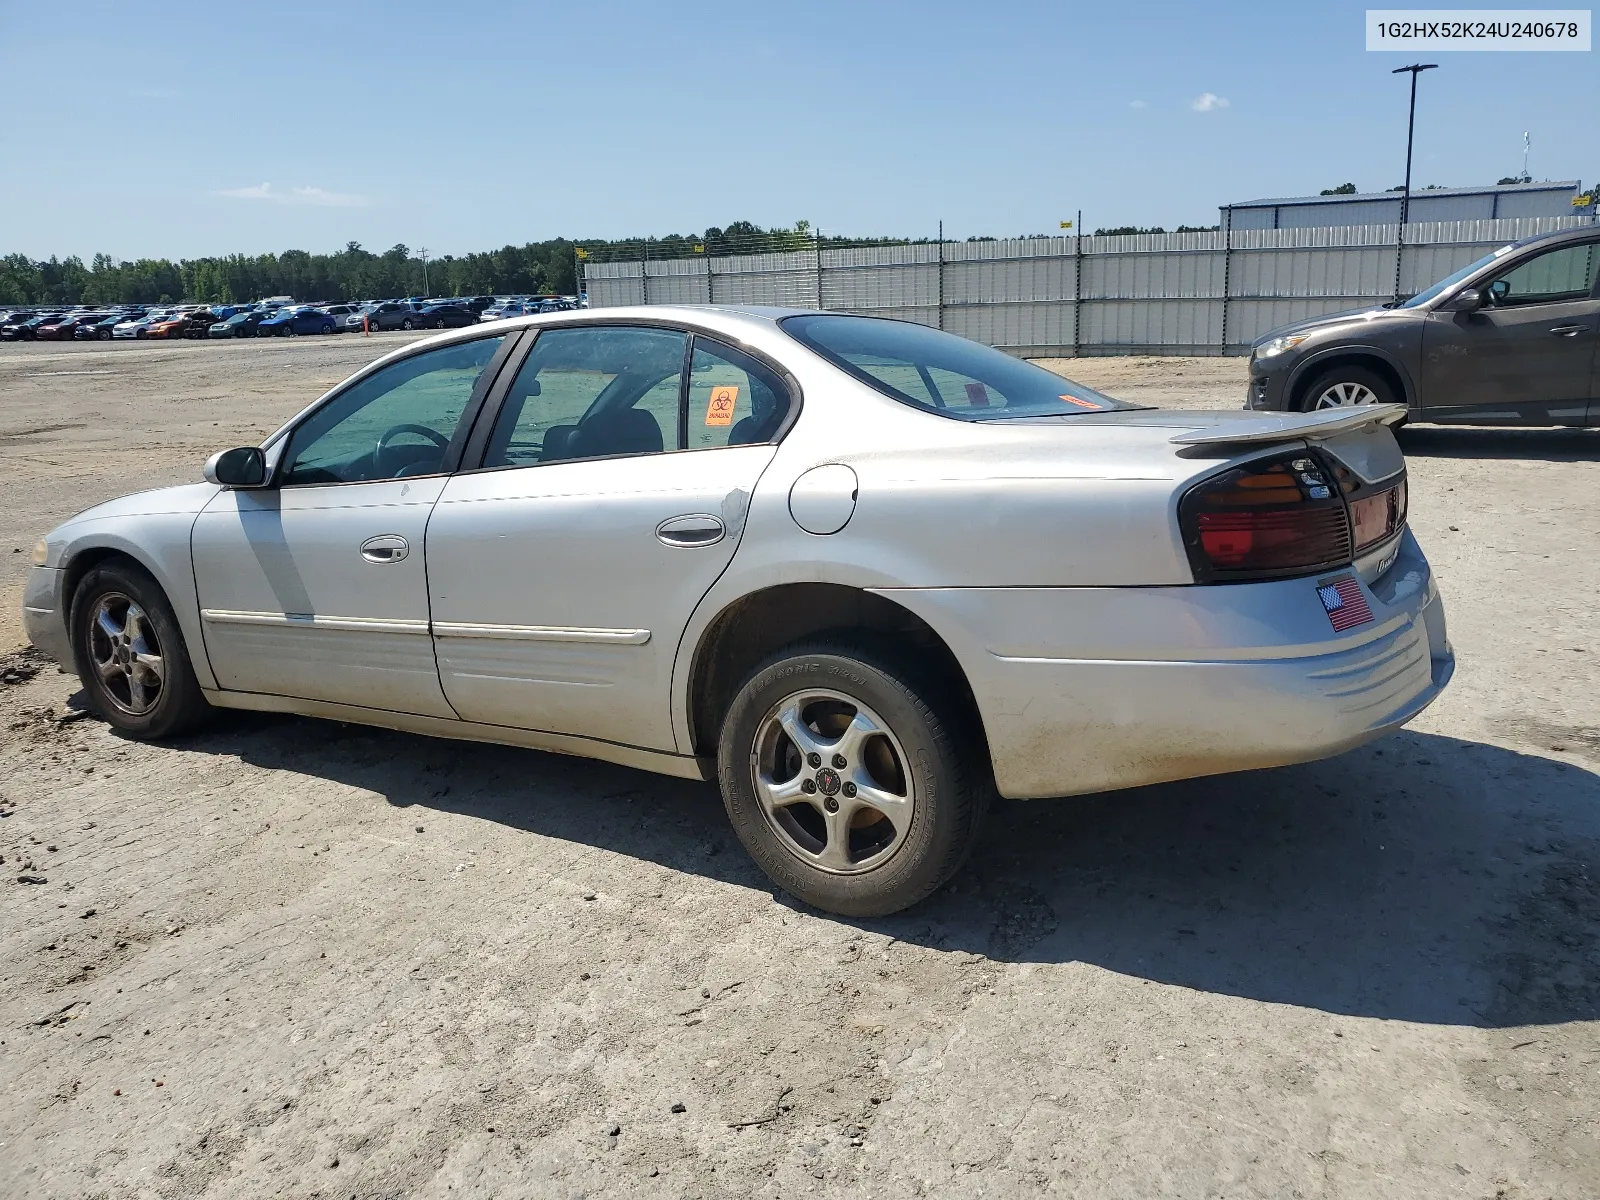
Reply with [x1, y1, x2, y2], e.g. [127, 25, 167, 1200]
[838, 406, 1407, 587]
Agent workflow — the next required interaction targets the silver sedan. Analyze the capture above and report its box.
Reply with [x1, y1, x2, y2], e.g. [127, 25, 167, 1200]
[21, 307, 1453, 915]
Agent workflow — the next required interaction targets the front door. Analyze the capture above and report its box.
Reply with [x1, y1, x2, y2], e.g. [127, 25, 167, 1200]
[1421, 238, 1600, 425]
[192, 334, 510, 716]
[426, 325, 790, 751]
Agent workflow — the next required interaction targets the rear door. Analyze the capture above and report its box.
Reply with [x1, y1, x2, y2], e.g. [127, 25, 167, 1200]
[426, 324, 789, 751]
[1421, 237, 1599, 425]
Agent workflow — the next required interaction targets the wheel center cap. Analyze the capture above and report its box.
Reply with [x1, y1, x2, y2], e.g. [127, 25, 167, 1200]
[815, 767, 842, 797]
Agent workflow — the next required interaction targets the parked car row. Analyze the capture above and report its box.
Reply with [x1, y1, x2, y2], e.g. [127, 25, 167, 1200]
[0, 294, 587, 343]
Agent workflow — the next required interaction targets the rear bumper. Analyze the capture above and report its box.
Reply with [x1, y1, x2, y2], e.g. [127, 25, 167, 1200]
[881, 529, 1452, 799]
[23, 566, 73, 671]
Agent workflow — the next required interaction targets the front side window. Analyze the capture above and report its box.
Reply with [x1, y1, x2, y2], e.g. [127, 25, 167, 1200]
[1402, 245, 1514, 308]
[279, 335, 505, 486]
[482, 326, 687, 467]
[1485, 241, 1600, 308]
[781, 314, 1138, 420]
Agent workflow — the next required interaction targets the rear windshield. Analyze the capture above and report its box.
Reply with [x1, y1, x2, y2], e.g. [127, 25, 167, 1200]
[780, 314, 1139, 419]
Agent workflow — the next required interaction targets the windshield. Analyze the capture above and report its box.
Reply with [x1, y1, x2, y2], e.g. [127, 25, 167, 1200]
[1401, 245, 1514, 308]
[781, 314, 1140, 419]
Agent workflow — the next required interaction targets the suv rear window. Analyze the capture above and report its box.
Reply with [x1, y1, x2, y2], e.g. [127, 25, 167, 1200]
[781, 314, 1138, 420]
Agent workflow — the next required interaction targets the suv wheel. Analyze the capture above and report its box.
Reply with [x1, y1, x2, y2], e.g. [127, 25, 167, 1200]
[401, 317, 415, 330]
[70, 560, 213, 740]
[1297, 364, 1398, 412]
[717, 640, 988, 917]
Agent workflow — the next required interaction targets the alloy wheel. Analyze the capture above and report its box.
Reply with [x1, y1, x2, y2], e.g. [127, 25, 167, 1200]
[88, 592, 165, 715]
[750, 689, 915, 875]
[1313, 381, 1379, 409]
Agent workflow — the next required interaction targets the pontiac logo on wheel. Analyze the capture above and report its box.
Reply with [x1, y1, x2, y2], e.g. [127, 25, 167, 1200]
[815, 767, 842, 796]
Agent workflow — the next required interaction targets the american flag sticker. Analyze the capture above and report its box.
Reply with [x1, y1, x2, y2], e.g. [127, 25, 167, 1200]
[1317, 574, 1374, 633]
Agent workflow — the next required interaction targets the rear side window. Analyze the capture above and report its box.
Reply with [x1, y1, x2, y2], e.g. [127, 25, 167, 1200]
[686, 338, 791, 449]
[781, 314, 1136, 420]
[482, 326, 687, 467]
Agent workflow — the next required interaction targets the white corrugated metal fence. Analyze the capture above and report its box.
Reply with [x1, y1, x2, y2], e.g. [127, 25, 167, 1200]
[583, 216, 1596, 355]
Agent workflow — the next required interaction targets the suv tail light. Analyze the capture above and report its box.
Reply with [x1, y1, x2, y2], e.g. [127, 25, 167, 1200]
[1179, 451, 1405, 583]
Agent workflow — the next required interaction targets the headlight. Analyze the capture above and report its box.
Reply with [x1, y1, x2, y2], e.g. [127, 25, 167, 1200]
[31, 539, 49, 566]
[1253, 334, 1308, 360]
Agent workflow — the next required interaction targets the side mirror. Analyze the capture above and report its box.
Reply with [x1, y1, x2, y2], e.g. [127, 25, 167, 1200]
[203, 446, 268, 488]
[1488, 279, 1511, 301]
[1449, 288, 1485, 313]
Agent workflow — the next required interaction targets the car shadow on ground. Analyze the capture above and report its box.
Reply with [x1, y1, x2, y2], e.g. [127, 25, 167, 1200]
[1397, 424, 1600, 461]
[167, 707, 1600, 1031]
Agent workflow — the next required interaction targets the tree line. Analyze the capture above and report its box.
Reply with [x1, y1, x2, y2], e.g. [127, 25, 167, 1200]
[0, 239, 584, 308]
[0, 220, 924, 307]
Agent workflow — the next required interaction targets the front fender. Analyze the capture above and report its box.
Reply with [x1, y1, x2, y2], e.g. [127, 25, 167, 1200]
[53, 516, 213, 689]
[1287, 344, 1419, 414]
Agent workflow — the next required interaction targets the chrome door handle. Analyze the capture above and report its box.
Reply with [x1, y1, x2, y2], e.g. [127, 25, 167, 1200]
[1548, 324, 1589, 336]
[360, 534, 410, 563]
[655, 514, 725, 548]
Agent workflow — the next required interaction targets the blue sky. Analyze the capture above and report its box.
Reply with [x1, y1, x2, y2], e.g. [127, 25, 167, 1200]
[0, 1, 1593, 260]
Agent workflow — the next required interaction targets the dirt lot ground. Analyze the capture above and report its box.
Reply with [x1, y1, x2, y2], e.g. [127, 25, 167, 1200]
[1, 336, 1596, 1199]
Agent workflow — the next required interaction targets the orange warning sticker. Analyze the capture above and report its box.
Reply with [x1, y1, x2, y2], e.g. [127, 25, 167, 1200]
[705, 385, 739, 426]
[1058, 393, 1101, 409]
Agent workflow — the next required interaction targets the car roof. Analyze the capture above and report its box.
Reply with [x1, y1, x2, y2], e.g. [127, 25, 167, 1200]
[1509, 225, 1600, 252]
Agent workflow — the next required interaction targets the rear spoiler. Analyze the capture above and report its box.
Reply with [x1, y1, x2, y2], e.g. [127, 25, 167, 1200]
[1168, 403, 1407, 446]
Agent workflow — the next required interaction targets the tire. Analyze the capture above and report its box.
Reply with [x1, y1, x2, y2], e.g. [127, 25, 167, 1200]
[98, 329, 111, 340]
[283, 324, 296, 337]
[1295, 364, 1398, 412]
[135, 329, 146, 339]
[716, 639, 989, 917]
[401, 317, 414, 330]
[69, 559, 212, 740]
[321, 323, 335, 335]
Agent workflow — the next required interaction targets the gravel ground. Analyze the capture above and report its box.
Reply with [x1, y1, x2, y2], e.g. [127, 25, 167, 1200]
[1, 337, 1596, 1199]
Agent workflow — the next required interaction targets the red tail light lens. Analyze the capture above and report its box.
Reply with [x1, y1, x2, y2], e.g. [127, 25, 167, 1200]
[1180, 453, 1357, 582]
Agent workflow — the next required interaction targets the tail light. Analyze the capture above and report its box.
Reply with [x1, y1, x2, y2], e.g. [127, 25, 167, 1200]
[1179, 451, 1405, 583]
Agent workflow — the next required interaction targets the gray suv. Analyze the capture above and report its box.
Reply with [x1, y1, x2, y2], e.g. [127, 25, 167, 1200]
[1247, 227, 1600, 426]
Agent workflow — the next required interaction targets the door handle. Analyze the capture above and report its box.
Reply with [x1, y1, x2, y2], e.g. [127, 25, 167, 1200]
[655, 514, 725, 548]
[360, 534, 410, 563]
[1548, 324, 1590, 337]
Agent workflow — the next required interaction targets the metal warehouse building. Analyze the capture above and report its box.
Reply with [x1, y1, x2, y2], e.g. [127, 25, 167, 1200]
[1221, 180, 1588, 230]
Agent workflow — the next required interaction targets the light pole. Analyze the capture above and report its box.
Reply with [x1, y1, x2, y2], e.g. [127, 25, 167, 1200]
[1391, 63, 1437, 300]
[418, 246, 430, 298]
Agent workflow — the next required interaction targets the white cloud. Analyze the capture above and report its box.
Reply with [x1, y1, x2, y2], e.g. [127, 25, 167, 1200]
[215, 182, 275, 200]
[1190, 92, 1229, 113]
[212, 182, 370, 207]
[1129, 99, 1148, 109]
